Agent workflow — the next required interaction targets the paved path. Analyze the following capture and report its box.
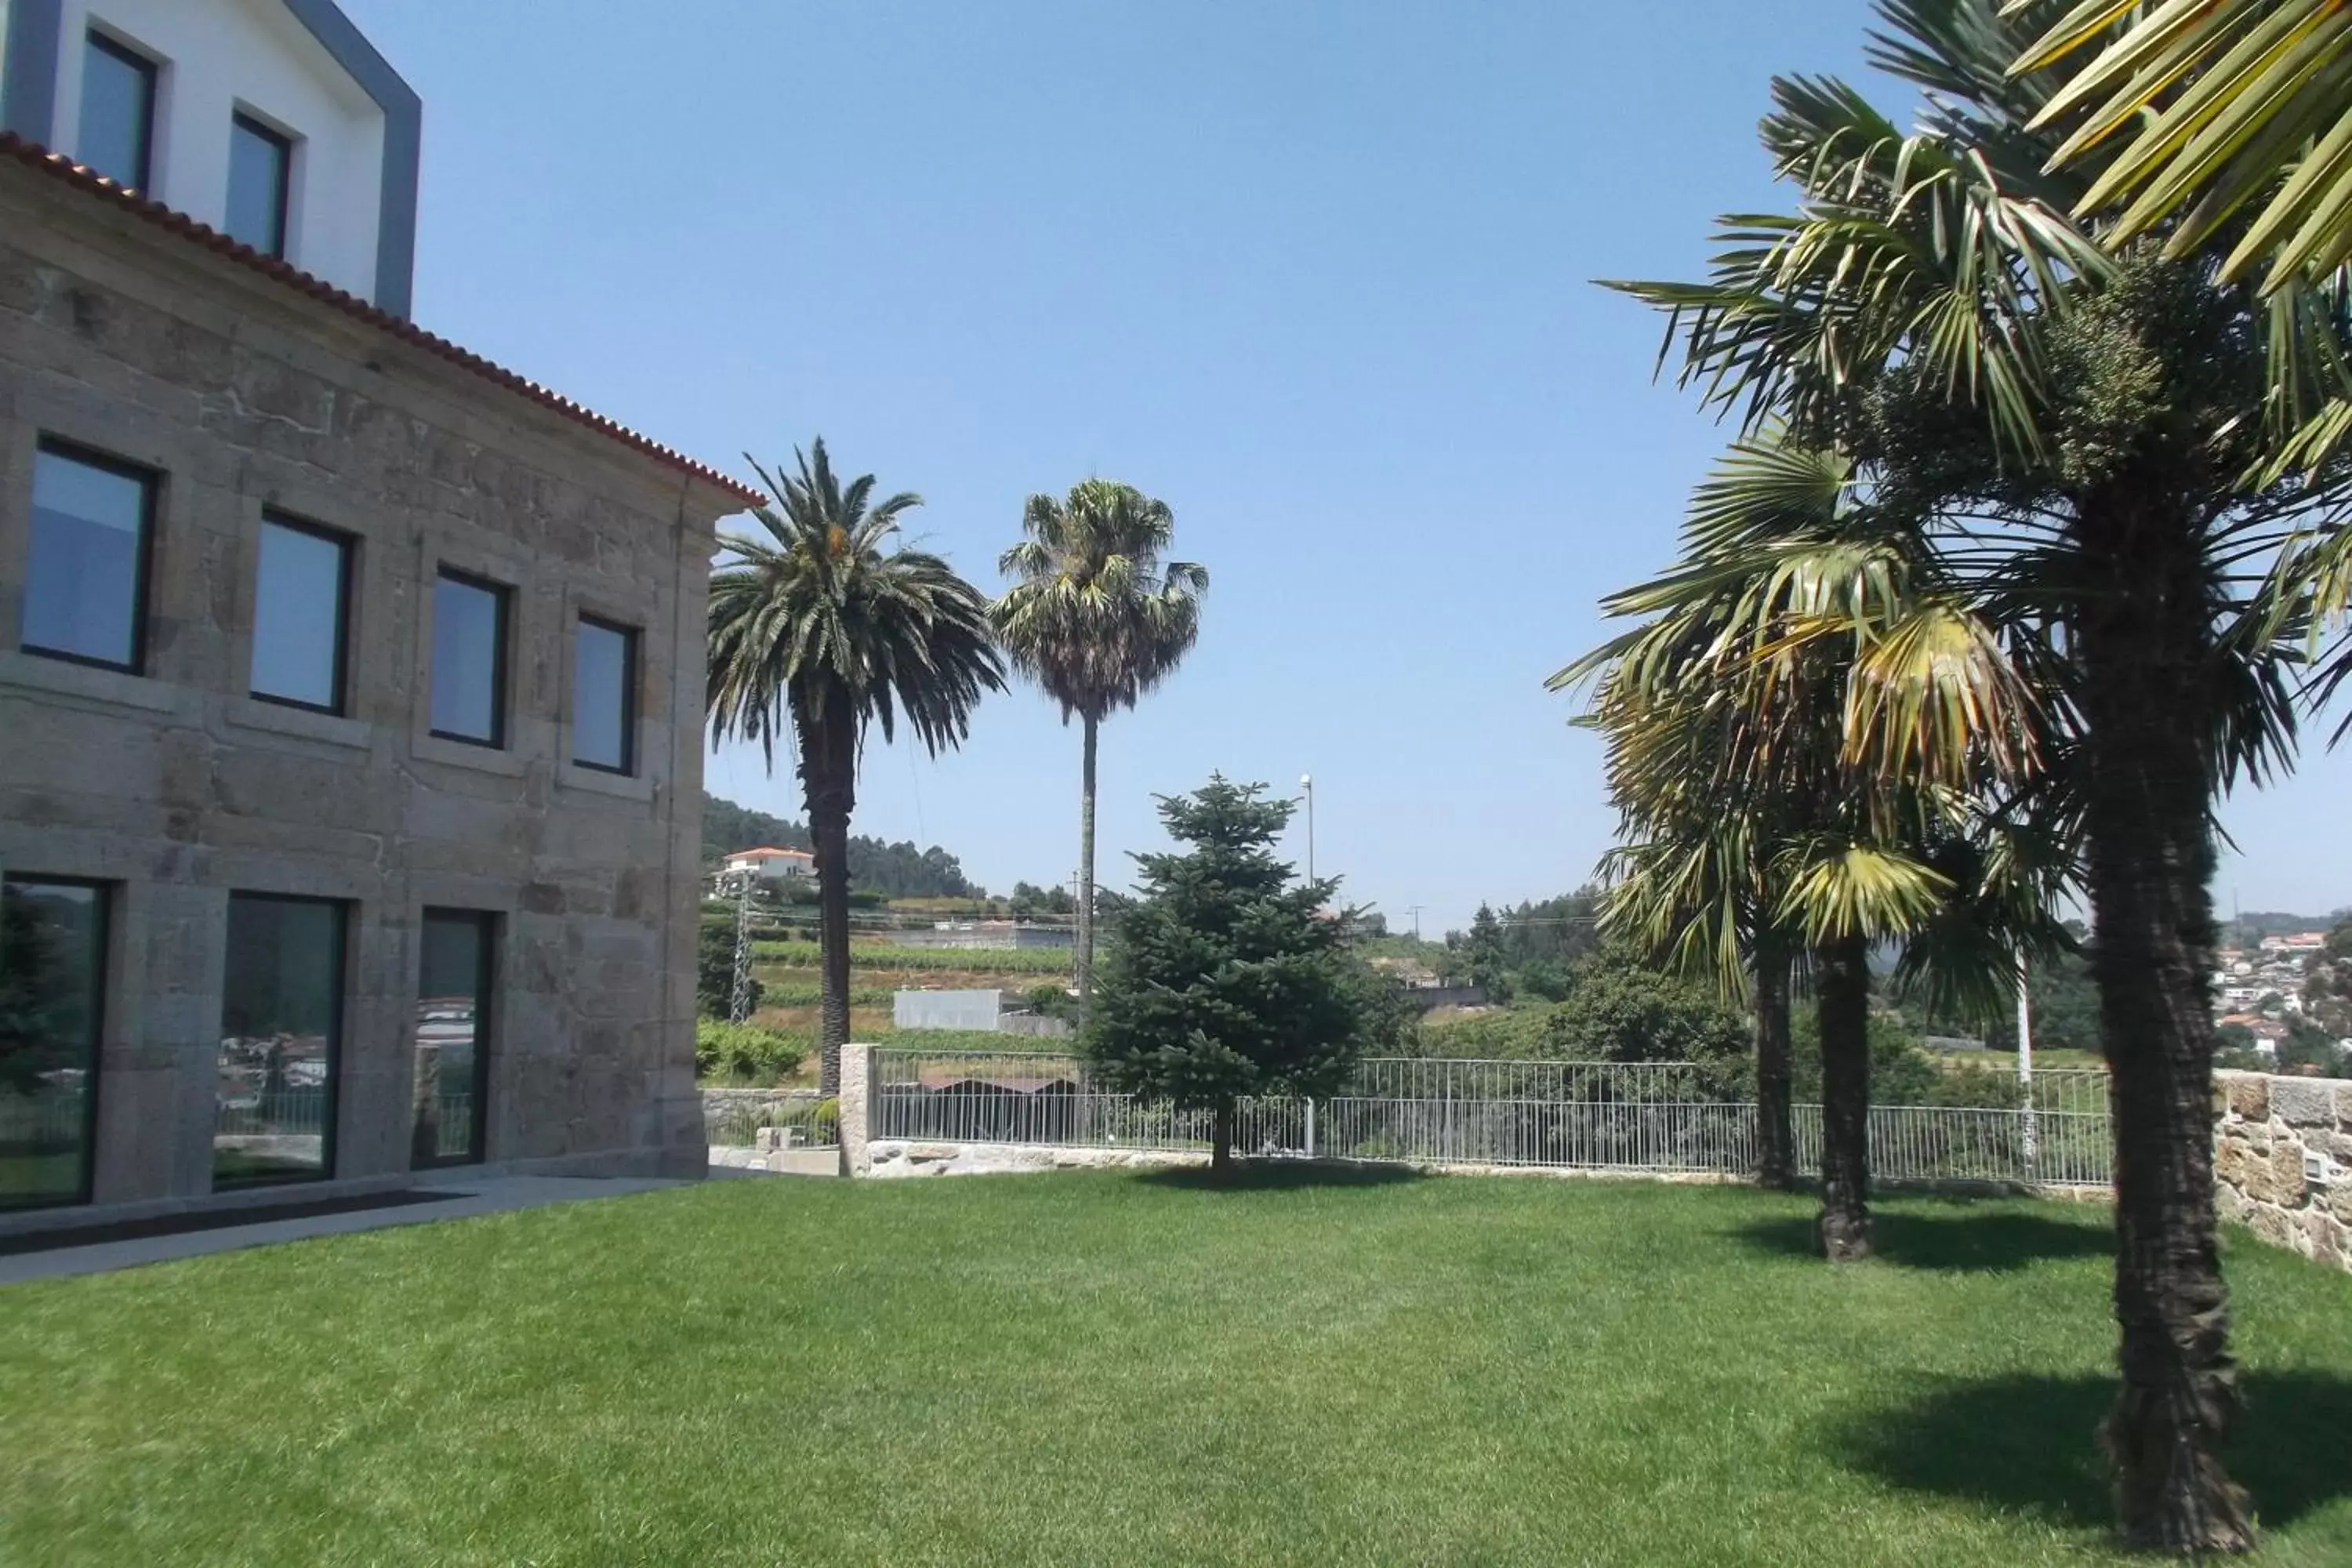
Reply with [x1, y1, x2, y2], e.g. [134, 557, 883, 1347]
[0, 1176, 689, 1287]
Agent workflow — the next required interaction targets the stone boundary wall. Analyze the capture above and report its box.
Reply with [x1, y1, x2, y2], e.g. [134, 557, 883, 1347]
[2212, 1070, 2352, 1273]
[699, 1087, 823, 1144]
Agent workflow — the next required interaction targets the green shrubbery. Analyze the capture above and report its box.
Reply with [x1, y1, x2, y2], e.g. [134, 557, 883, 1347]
[695, 1021, 807, 1085]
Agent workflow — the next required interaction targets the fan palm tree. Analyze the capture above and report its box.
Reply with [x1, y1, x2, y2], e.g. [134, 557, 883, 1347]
[706, 440, 1005, 1094]
[2005, 0, 2352, 292]
[992, 481, 1207, 996]
[1603, 2, 2331, 1545]
[1565, 437, 2049, 1252]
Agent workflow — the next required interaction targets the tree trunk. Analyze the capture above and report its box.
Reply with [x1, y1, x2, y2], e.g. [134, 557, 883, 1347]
[2074, 485, 2253, 1553]
[1816, 931, 1872, 1261]
[800, 706, 858, 1099]
[1753, 931, 1796, 1192]
[1210, 1097, 1234, 1181]
[1076, 710, 1099, 1000]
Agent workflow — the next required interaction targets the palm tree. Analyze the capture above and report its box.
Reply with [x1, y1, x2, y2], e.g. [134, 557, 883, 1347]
[1603, 2, 2329, 1544]
[1566, 437, 2045, 1251]
[992, 481, 1207, 996]
[2005, 0, 2352, 292]
[706, 440, 1005, 1094]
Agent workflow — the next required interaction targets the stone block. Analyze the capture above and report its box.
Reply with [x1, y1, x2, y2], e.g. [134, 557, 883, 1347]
[2337, 1083, 2352, 1131]
[2269, 1076, 2336, 1128]
[2216, 1183, 2253, 1226]
[2251, 1204, 2296, 1249]
[2224, 1075, 2269, 1121]
[2268, 1142, 2309, 1209]
[2306, 1210, 2345, 1268]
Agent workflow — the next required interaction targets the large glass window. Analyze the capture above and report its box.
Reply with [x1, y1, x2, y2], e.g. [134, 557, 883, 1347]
[250, 515, 352, 713]
[572, 616, 637, 774]
[227, 112, 292, 259]
[430, 571, 509, 746]
[79, 32, 157, 191]
[216, 895, 343, 1186]
[412, 910, 493, 1168]
[1, 879, 107, 1211]
[23, 442, 156, 672]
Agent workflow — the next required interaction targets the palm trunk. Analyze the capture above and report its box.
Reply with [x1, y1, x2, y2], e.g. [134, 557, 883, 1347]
[1753, 931, 1795, 1192]
[1210, 1097, 1234, 1181]
[2074, 485, 2252, 1553]
[1816, 931, 1871, 1261]
[1077, 711, 1099, 1000]
[800, 710, 857, 1099]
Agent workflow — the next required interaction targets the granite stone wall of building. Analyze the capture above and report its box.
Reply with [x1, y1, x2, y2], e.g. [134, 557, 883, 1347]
[0, 159, 743, 1232]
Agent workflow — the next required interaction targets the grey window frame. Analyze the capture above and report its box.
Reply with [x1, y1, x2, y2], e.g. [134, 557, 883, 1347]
[228, 110, 294, 260]
[572, 614, 639, 776]
[81, 30, 158, 191]
[23, 437, 158, 676]
[250, 512, 354, 716]
[429, 568, 512, 749]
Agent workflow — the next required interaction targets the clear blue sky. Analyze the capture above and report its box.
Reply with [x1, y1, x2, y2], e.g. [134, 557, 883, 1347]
[345, 0, 2352, 935]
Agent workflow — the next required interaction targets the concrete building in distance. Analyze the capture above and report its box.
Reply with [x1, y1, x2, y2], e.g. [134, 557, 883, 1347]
[0, 0, 755, 1233]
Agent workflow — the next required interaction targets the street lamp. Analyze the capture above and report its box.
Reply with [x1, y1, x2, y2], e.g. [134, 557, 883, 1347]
[1299, 773, 1315, 885]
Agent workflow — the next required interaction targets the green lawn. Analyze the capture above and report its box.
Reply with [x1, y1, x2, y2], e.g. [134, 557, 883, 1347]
[3, 1176, 2348, 1566]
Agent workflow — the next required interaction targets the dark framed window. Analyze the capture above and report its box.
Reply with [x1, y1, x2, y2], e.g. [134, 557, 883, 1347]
[429, 570, 510, 746]
[227, 111, 293, 259]
[215, 894, 345, 1187]
[1, 878, 108, 1211]
[572, 615, 638, 774]
[23, 441, 157, 673]
[412, 910, 494, 1168]
[250, 514, 353, 713]
[79, 31, 157, 191]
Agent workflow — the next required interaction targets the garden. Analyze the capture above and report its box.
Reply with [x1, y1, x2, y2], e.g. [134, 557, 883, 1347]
[3, 1174, 2347, 1566]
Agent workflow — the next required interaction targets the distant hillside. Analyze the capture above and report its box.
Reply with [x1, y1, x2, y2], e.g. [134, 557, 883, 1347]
[703, 795, 976, 899]
[2227, 910, 2351, 944]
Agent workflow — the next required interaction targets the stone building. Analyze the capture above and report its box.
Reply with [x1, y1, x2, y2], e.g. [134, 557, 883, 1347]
[0, 0, 754, 1233]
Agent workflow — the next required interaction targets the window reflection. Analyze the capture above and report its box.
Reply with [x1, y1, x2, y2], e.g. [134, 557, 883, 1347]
[1, 880, 107, 1210]
[412, 911, 492, 1167]
[216, 895, 343, 1185]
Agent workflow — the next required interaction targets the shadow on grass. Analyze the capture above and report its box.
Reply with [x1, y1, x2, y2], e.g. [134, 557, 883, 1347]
[1135, 1160, 1428, 1192]
[1831, 1370, 2352, 1532]
[1732, 1206, 2111, 1273]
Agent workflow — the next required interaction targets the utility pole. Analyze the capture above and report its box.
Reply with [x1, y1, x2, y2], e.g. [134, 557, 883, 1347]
[1299, 773, 1316, 885]
[1406, 905, 1424, 940]
[729, 875, 756, 1024]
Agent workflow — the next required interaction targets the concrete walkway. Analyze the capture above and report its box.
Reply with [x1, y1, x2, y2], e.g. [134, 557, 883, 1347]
[0, 1176, 689, 1287]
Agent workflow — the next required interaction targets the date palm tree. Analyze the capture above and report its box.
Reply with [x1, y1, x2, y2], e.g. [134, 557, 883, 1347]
[992, 481, 1207, 996]
[706, 439, 1004, 1094]
[1603, 2, 2329, 1545]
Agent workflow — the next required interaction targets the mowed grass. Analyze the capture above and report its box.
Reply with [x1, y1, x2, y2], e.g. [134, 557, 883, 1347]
[3, 1177, 2349, 1567]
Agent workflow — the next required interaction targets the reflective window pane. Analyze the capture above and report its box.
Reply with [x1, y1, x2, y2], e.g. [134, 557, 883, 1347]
[412, 911, 492, 1167]
[227, 113, 291, 258]
[1, 880, 107, 1211]
[430, 572, 507, 745]
[573, 618, 636, 773]
[78, 34, 155, 191]
[216, 895, 343, 1185]
[24, 444, 154, 671]
[251, 517, 350, 711]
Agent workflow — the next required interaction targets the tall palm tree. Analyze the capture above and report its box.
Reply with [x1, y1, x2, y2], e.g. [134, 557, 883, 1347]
[1603, 2, 2328, 1545]
[706, 440, 1005, 1094]
[992, 481, 1207, 996]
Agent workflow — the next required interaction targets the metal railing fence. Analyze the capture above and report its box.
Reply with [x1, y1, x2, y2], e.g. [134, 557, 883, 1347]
[869, 1050, 2114, 1187]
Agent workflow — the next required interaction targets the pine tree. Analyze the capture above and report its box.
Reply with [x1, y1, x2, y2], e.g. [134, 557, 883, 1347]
[1083, 775, 1367, 1178]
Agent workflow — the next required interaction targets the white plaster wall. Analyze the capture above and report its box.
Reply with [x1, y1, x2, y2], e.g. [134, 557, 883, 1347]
[48, 0, 384, 300]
